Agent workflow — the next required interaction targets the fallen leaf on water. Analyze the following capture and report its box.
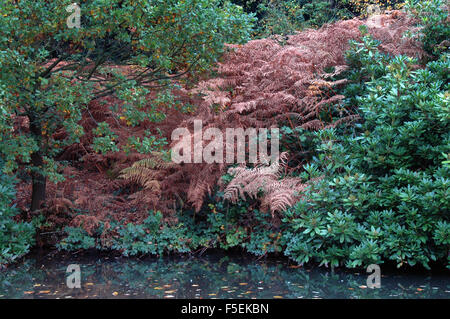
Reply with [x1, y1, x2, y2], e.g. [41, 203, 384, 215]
[154, 287, 163, 290]
[417, 288, 423, 292]
[239, 283, 248, 286]
[39, 290, 51, 294]
[23, 291, 34, 295]
[112, 292, 118, 296]
[273, 296, 283, 299]
[208, 293, 217, 296]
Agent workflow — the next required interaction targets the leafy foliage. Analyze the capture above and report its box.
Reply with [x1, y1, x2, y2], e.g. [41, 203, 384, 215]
[253, 0, 350, 36]
[118, 151, 179, 208]
[223, 153, 307, 215]
[344, 0, 406, 15]
[58, 201, 282, 258]
[405, 0, 449, 59]
[244, 0, 408, 37]
[0, 160, 35, 267]
[283, 33, 449, 269]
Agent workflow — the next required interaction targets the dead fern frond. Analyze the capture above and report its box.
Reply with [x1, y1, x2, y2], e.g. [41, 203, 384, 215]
[118, 152, 180, 210]
[223, 153, 304, 215]
[119, 152, 177, 186]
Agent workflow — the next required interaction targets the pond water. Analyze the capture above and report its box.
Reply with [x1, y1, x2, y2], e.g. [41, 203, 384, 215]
[0, 250, 449, 299]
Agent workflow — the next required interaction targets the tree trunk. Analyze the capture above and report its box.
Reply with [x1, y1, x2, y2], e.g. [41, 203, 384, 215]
[29, 117, 46, 212]
[30, 151, 46, 211]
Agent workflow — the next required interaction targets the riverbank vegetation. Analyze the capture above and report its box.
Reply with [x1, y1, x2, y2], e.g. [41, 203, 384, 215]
[1, 0, 448, 269]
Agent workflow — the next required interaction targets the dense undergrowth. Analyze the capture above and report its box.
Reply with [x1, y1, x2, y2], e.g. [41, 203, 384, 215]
[283, 32, 449, 269]
[0, 160, 35, 267]
[1, 0, 449, 269]
[57, 32, 449, 269]
[234, 0, 408, 36]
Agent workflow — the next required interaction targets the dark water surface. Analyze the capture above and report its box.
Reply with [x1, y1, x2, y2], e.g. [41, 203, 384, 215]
[0, 251, 449, 299]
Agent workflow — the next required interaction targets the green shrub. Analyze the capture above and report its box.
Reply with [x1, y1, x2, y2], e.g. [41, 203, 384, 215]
[57, 196, 284, 258]
[283, 34, 449, 269]
[57, 226, 97, 251]
[342, 0, 406, 15]
[58, 211, 207, 256]
[253, 0, 352, 37]
[405, 0, 449, 59]
[0, 160, 35, 267]
[250, 0, 410, 37]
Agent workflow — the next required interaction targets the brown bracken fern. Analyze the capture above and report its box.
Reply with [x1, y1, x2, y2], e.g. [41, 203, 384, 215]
[223, 153, 307, 215]
[119, 152, 179, 208]
[68, 11, 423, 224]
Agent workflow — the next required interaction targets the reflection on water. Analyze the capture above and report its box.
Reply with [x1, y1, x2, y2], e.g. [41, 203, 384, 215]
[0, 251, 449, 299]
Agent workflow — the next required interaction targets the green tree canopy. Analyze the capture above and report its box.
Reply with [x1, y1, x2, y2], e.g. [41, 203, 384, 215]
[0, 0, 254, 211]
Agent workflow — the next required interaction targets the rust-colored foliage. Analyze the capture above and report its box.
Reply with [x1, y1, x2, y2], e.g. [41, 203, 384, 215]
[15, 11, 424, 233]
[223, 152, 308, 215]
[167, 11, 423, 213]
